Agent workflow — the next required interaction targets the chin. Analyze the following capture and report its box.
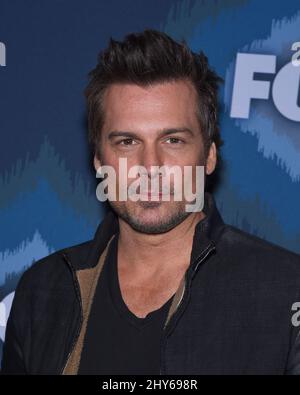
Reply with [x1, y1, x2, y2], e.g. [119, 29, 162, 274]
[110, 200, 191, 235]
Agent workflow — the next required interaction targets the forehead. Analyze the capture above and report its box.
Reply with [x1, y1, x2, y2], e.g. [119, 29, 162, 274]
[101, 79, 199, 130]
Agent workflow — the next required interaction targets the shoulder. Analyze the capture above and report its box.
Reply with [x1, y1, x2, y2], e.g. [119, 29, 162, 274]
[16, 240, 93, 294]
[219, 224, 300, 275]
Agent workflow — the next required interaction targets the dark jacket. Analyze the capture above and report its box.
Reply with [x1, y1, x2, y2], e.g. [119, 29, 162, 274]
[2, 192, 300, 375]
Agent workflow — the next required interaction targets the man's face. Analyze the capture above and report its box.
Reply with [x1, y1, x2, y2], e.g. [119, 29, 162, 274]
[94, 79, 216, 234]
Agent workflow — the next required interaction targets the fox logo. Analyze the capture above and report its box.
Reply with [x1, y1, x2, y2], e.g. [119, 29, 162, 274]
[230, 46, 300, 122]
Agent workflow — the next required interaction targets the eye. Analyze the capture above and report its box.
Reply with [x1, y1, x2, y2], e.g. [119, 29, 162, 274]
[165, 137, 184, 144]
[118, 138, 137, 146]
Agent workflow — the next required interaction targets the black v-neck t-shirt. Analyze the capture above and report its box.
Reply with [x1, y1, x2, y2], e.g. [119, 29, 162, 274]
[78, 233, 174, 375]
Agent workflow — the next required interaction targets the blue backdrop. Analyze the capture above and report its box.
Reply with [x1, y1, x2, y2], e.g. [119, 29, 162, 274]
[0, 0, 300, 363]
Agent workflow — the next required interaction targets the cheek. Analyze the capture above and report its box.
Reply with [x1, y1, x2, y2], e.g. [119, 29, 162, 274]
[176, 143, 205, 165]
[100, 147, 120, 168]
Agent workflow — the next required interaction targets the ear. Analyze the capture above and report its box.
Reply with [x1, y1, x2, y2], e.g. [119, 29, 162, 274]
[93, 154, 102, 174]
[206, 142, 217, 175]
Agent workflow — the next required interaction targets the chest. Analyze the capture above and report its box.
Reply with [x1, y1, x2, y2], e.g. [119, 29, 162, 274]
[117, 267, 184, 318]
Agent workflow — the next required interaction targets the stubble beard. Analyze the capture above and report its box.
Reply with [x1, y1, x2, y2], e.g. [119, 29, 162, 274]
[108, 199, 191, 234]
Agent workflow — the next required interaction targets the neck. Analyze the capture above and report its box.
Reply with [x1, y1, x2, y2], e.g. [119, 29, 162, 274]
[117, 210, 206, 275]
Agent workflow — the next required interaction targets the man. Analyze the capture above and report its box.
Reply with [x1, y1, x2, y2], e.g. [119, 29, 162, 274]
[2, 29, 300, 375]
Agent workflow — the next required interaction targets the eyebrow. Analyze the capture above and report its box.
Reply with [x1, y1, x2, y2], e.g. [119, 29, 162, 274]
[107, 127, 194, 140]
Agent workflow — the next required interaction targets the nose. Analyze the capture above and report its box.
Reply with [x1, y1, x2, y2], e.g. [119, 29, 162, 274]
[140, 144, 164, 178]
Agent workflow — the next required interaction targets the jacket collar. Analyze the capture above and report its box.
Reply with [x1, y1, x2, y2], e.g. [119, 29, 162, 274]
[190, 191, 225, 264]
[63, 192, 225, 271]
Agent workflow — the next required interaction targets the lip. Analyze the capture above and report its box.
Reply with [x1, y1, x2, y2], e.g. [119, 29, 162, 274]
[148, 192, 163, 197]
[139, 192, 171, 199]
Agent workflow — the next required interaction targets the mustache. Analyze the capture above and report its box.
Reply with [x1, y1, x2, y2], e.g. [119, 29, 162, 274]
[128, 184, 175, 196]
[126, 175, 176, 197]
